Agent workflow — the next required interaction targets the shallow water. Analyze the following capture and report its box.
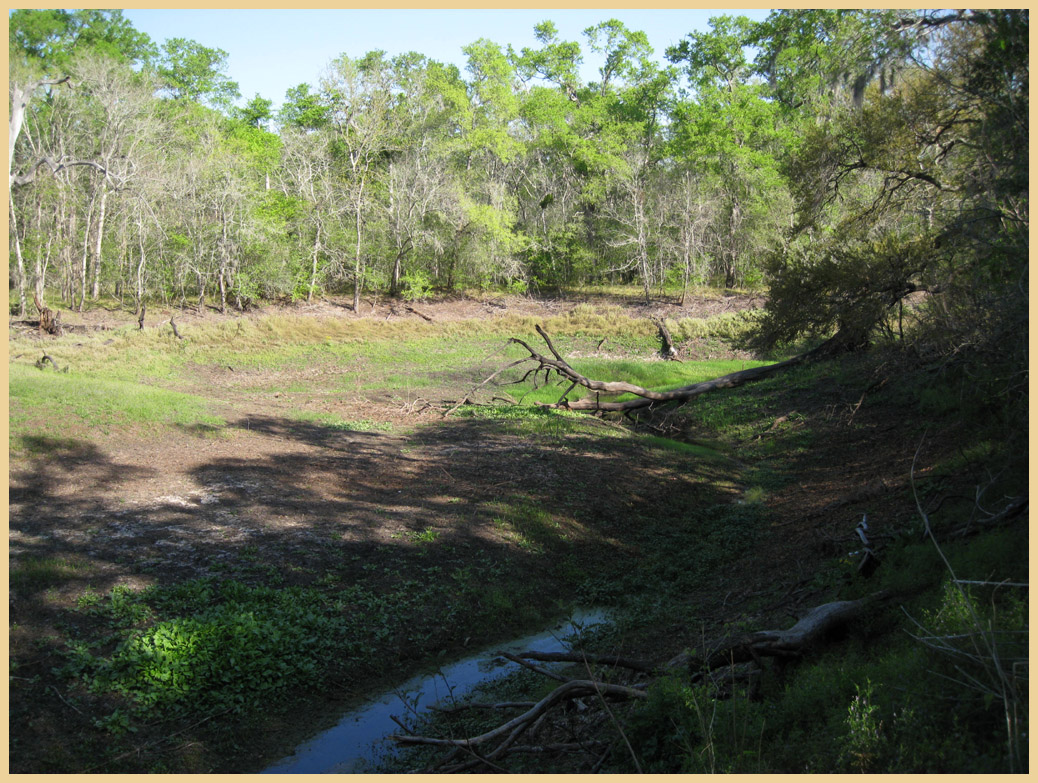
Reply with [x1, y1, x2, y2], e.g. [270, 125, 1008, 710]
[263, 609, 610, 773]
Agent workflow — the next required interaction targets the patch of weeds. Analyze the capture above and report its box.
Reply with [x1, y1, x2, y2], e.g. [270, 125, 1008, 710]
[741, 461, 792, 494]
[56, 579, 360, 725]
[623, 674, 767, 773]
[644, 503, 767, 592]
[11, 556, 88, 592]
[390, 525, 438, 544]
[76, 589, 104, 610]
[917, 382, 963, 417]
[289, 410, 394, 433]
[481, 586, 517, 614]
[669, 310, 760, 344]
[742, 486, 768, 504]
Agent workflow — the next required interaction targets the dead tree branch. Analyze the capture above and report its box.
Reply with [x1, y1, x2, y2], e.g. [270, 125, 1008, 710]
[11, 156, 110, 188]
[496, 651, 569, 682]
[493, 324, 840, 413]
[391, 592, 894, 772]
[390, 678, 646, 764]
[35, 354, 66, 372]
[443, 357, 532, 417]
[515, 651, 655, 673]
[406, 305, 434, 322]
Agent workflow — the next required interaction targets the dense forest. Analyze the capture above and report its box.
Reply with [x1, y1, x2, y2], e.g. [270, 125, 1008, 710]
[10, 9, 1027, 358]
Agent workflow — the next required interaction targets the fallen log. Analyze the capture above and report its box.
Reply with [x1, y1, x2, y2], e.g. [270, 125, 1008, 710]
[672, 591, 892, 674]
[406, 304, 434, 322]
[651, 316, 680, 361]
[390, 592, 893, 772]
[951, 496, 1027, 538]
[497, 325, 842, 414]
[512, 650, 655, 674]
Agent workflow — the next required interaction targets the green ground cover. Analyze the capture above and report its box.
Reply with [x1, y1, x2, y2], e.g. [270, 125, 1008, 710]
[9, 302, 1026, 774]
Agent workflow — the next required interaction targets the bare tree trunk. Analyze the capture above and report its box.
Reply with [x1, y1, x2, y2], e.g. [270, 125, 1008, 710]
[218, 211, 229, 314]
[35, 199, 53, 306]
[352, 180, 365, 312]
[388, 163, 400, 295]
[135, 211, 147, 310]
[90, 186, 108, 300]
[635, 186, 651, 305]
[9, 186, 28, 317]
[63, 198, 77, 308]
[78, 188, 97, 313]
[305, 221, 320, 302]
[8, 84, 32, 188]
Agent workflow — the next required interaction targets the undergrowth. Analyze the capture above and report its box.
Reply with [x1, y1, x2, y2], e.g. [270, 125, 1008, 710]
[622, 524, 1027, 773]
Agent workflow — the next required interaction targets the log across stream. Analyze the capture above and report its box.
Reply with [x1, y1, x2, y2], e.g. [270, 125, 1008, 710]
[262, 609, 610, 773]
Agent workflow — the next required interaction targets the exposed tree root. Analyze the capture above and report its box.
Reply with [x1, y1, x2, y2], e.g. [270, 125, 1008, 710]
[35, 354, 67, 372]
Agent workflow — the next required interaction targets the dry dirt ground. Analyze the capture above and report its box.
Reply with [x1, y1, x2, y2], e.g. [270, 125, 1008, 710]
[9, 290, 874, 611]
[8, 291, 955, 772]
[10, 290, 765, 589]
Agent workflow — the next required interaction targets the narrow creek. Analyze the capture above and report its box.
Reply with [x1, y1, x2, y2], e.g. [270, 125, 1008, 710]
[263, 609, 610, 773]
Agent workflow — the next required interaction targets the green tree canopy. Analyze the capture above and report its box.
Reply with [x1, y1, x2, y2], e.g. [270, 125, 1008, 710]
[156, 37, 241, 108]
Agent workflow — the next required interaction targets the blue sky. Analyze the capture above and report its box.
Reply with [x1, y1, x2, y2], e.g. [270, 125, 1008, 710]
[122, 9, 774, 111]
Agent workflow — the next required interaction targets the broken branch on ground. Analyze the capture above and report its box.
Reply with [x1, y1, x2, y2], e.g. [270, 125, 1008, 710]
[452, 324, 842, 415]
[389, 592, 893, 772]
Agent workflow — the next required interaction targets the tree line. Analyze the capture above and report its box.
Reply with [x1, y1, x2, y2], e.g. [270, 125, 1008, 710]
[8, 9, 1028, 366]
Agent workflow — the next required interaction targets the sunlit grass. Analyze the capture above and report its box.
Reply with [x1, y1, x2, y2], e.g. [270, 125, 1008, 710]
[8, 300, 760, 394]
[9, 363, 224, 446]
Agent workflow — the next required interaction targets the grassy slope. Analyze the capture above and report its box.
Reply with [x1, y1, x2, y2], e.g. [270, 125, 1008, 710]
[8, 302, 1027, 773]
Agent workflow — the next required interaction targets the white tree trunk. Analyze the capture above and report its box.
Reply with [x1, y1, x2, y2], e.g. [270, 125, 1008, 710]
[9, 186, 28, 316]
[91, 187, 108, 299]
